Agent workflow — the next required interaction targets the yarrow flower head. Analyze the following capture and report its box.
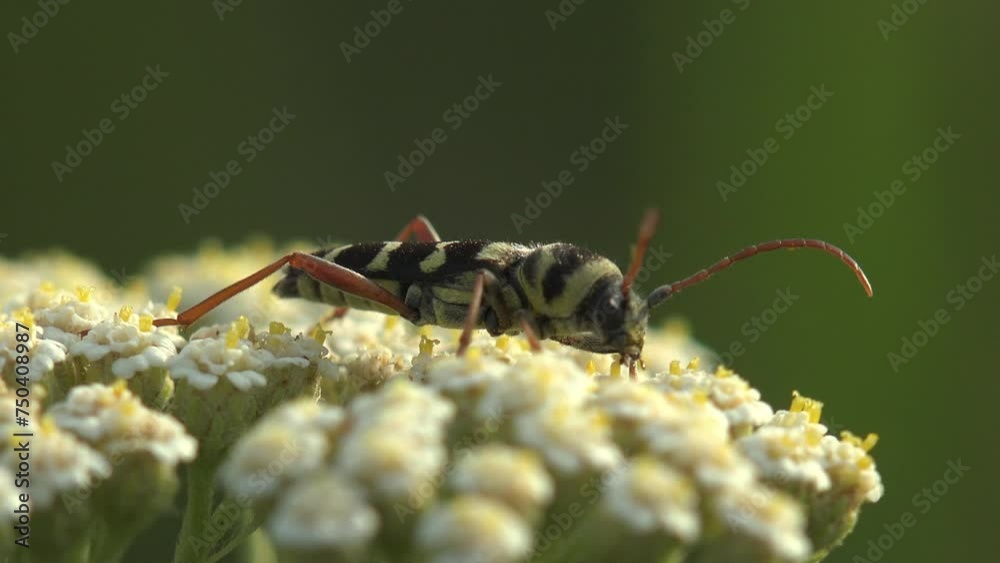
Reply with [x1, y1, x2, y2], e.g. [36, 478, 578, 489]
[69, 308, 177, 380]
[41, 382, 197, 556]
[449, 444, 555, 518]
[167, 317, 327, 455]
[415, 495, 533, 563]
[0, 309, 67, 384]
[220, 398, 344, 503]
[222, 306, 884, 563]
[602, 455, 700, 541]
[1, 417, 110, 511]
[267, 472, 380, 560]
[0, 242, 883, 563]
[66, 307, 179, 407]
[651, 360, 775, 436]
[48, 382, 196, 468]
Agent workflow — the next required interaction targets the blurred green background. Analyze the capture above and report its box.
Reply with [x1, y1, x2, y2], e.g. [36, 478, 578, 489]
[3, 1, 997, 561]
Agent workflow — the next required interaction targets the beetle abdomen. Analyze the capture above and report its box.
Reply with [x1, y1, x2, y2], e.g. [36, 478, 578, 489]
[272, 240, 531, 315]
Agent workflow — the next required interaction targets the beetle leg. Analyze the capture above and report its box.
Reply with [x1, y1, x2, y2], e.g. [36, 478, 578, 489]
[152, 252, 417, 328]
[395, 215, 442, 242]
[514, 311, 543, 352]
[320, 307, 350, 324]
[457, 270, 514, 355]
[457, 270, 488, 356]
[326, 215, 443, 321]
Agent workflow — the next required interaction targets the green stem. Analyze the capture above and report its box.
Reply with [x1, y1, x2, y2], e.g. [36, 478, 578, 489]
[208, 506, 256, 563]
[91, 517, 149, 563]
[173, 458, 218, 563]
[243, 529, 278, 563]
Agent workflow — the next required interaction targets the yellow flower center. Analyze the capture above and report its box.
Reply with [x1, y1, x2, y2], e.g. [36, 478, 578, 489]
[13, 308, 35, 333]
[166, 286, 183, 312]
[790, 390, 824, 424]
[308, 324, 329, 345]
[495, 334, 510, 352]
[76, 286, 94, 302]
[226, 316, 251, 349]
[840, 430, 880, 452]
[419, 335, 438, 356]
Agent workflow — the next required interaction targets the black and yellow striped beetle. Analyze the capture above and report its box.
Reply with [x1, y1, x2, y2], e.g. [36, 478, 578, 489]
[149, 210, 872, 377]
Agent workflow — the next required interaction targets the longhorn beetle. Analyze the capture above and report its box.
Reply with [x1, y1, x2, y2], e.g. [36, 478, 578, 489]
[148, 210, 872, 377]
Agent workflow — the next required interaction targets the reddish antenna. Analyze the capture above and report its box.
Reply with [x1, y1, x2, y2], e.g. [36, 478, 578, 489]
[645, 238, 873, 308]
[622, 209, 661, 299]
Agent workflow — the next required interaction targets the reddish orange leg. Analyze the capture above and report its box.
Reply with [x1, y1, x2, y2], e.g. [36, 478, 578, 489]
[627, 358, 643, 380]
[320, 307, 350, 324]
[152, 252, 417, 328]
[326, 215, 442, 322]
[517, 314, 543, 352]
[395, 215, 442, 243]
[457, 271, 487, 356]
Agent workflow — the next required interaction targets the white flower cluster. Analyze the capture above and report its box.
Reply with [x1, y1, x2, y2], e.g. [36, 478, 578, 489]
[168, 317, 331, 392]
[0, 382, 195, 515]
[652, 361, 774, 433]
[71, 312, 178, 379]
[0, 418, 111, 510]
[48, 383, 197, 467]
[0, 286, 173, 388]
[0, 243, 882, 563]
[0, 315, 67, 382]
[337, 380, 455, 502]
[220, 315, 883, 563]
[220, 399, 343, 501]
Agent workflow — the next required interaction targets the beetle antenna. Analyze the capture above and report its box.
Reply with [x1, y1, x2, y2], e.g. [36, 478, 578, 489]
[645, 238, 873, 309]
[622, 208, 660, 299]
